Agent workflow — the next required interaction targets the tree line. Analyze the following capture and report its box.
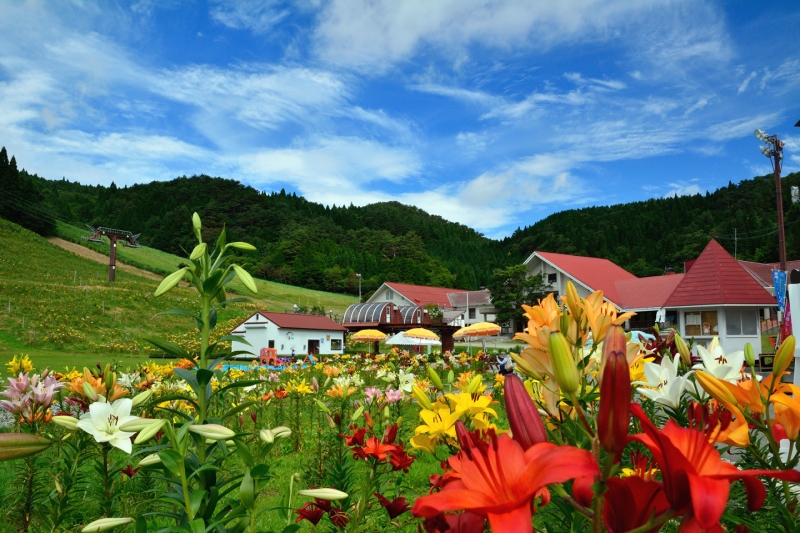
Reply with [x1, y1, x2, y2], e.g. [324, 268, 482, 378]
[2, 145, 799, 296]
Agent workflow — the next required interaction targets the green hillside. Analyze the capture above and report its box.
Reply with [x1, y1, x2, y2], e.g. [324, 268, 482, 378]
[0, 218, 355, 373]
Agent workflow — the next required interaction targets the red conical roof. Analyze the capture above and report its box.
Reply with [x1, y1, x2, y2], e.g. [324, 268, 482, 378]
[664, 239, 774, 307]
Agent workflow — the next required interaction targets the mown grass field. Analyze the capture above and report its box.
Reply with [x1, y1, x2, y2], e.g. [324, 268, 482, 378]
[56, 222, 358, 315]
[0, 219, 356, 375]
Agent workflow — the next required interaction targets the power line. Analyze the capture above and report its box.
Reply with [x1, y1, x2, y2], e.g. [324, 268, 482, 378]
[713, 220, 800, 241]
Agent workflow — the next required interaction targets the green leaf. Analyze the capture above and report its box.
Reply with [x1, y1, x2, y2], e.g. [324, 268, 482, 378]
[207, 355, 229, 371]
[239, 468, 255, 511]
[212, 380, 263, 398]
[143, 337, 191, 359]
[234, 439, 254, 468]
[174, 368, 200, 397]
[216, 225, 227, 252]
[203, 270, 225, 295]
[215, 288, 228, 306]
[158, 450, 183, 476]
[176, 421, 193, 444]
[135, 516, 148, 533]
[196, 369, 214, 387]
[153, 308, 201, 322]
[222, 400, 260, 421]
[280, 525, 301, 533]
[217, 297, 251, 306]
[250, 464, 269, 479]
[147, 393, 198, 410]
[209, 308, 217, 330]
[189, 491, 207, 519]
[216, 335, 251, 346]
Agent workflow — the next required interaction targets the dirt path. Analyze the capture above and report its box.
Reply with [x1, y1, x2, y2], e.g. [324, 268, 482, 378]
[46, 237, 164, 282]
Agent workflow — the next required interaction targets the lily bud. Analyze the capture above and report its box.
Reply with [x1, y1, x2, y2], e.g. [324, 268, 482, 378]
[314, 398, 331, 414]
[232, 264, 258, 294]
[412, 386, 434, 410]
[154, 267, 190, 297]
[52, 416, 79, 431]
[82, 517, 134, 533]
[133, 420, 167, 445]
[187, 424, 236, 441]
[565, 281, 582, 319]
[259, 429, 275, 444]
[189, 243, 207, 261]
[559, 311, 570, 334]
[744, 343, 756, 368]
[774, 336, 796, 379]
[674, 332, 691, 366]
[325, 413, 336, 428]
[192, 212, 202, 241]
[55, 478, 63, 495]
[446, 369, 454, 384]
[351, 406, 365, 422]
[272, 426, 292, 439]
[323, 376, 331, 388]
[298, 488, 348, 501]
[226, 242, 258, 251]
[131, 390, 153, 409]
[548, 331, 579, 395]
[695, 370, 739, 408]
[601, 325, 627, 375]
[138, 453, 162, 466]
[427, 367, 444, 391]
[311, 377, 319, 393]
[383, 406, 390, 420]
[364, 410, 374, 429]
[598, 349, 631, 455]
[0, 433, 52, 461]
[82, 381, 99, 401]
[509, 351, 542, 380]
[466, 375, 482, 394]
[504, 374, 546, 450]
[119, 418, 158, 432]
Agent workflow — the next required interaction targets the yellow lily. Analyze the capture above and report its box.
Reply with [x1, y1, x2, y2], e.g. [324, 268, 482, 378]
[409, 433, 438, 453]
[415, 404, 462, 440]
[445, 391, 497, 418]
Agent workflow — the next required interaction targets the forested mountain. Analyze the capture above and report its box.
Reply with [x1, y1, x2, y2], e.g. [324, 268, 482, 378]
[503, 172, 800, 276]
[2, 145, 799, 294]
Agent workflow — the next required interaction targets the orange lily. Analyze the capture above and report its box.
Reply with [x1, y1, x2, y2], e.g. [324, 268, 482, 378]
[579, 291, 635, 344]
[771, 385, 800, 441]
[412, 433, 598, 532]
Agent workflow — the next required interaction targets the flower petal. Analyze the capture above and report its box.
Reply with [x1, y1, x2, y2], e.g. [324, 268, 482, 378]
[687, 472, 729, 529]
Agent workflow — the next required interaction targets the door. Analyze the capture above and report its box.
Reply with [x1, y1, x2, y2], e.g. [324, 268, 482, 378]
[308, 340, 320, 355]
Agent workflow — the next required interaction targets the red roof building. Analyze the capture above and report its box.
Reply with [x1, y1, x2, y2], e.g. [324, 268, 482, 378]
[738, 259, 800, 290]
[368, 281, 468, 308]
[664, 240, 774, 307]
[526, 251, 637, 306]
[615, 274, 685, 310]
[230, 311, 346, 333]
[229, 311, 346, 358]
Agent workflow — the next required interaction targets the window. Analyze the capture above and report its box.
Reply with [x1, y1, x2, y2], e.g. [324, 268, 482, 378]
[726, 309, 759, 336]
[469, 308, 476, 319]
[684, 310, 718, 336]
[331, 339, 342, 350]
[548, 273, 557, 284]
[386, 290, 393, 300]
[268, 340, 275, 348]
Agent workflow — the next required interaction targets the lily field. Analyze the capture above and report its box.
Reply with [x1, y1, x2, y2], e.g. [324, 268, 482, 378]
[1, 215, 800, 533]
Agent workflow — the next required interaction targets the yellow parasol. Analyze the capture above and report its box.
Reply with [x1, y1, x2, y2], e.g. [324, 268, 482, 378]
[461, 322, 501, 337]
[350, 329, 388, 342]
[404, 327, 440, 340]
[453, 327, 469, 339]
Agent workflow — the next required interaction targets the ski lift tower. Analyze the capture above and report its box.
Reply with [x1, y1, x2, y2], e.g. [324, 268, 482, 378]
[82, 226, 141, 282]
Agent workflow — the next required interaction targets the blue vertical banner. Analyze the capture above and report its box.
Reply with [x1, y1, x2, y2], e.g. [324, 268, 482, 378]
[773, 269, 787, 313]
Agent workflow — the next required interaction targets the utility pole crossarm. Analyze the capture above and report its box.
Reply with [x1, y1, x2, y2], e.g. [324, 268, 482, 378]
[82, 225, 142, 282]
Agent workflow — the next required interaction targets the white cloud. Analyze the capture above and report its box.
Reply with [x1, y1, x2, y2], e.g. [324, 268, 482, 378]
[313, 0, 669, 71]
[664, 182, 702, 197]
[209, 0, 291, 33]
[738, 71, 756, 93]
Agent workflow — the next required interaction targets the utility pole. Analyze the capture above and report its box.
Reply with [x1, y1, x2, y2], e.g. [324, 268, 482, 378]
[83, 226, 141, 282]
[755, 129, 787, 272]
[356, 273, 362, 303]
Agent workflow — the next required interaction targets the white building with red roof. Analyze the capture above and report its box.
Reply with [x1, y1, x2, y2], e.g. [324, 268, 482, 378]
[229, 311, 346, 358]
[524, 240, 776, 353]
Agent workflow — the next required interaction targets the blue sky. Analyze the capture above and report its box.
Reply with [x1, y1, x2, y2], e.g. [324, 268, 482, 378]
[1, 1, 799, 238]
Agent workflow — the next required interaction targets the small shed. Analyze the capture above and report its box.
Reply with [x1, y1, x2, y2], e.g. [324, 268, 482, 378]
[230, 311, 346, 358]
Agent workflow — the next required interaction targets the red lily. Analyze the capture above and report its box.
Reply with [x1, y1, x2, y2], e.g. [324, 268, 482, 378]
[339, 425, 367, 447]
[294, 503, 325, 525]
[120, 464, 140, 478]
[603, 476, 669, 533]
[598, 328, 631, 456]
[353, 437, 396, 460]
[412, 432, 598, 532]
[374, 493, 411, 518]
[631, 403, 800, 530]
[387, 447, 415, 472]
[328, 507, 349, 528]
[421, 512, 485, 533]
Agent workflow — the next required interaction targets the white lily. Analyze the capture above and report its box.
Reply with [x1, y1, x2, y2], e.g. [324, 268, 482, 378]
[397, 370, 416, 393]
[635, 355, 689, 409]
[76, 398, 139, 453]
[692, 337, 744, 382]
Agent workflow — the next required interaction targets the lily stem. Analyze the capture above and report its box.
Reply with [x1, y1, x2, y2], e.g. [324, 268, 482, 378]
[550, 484, 594, 520]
